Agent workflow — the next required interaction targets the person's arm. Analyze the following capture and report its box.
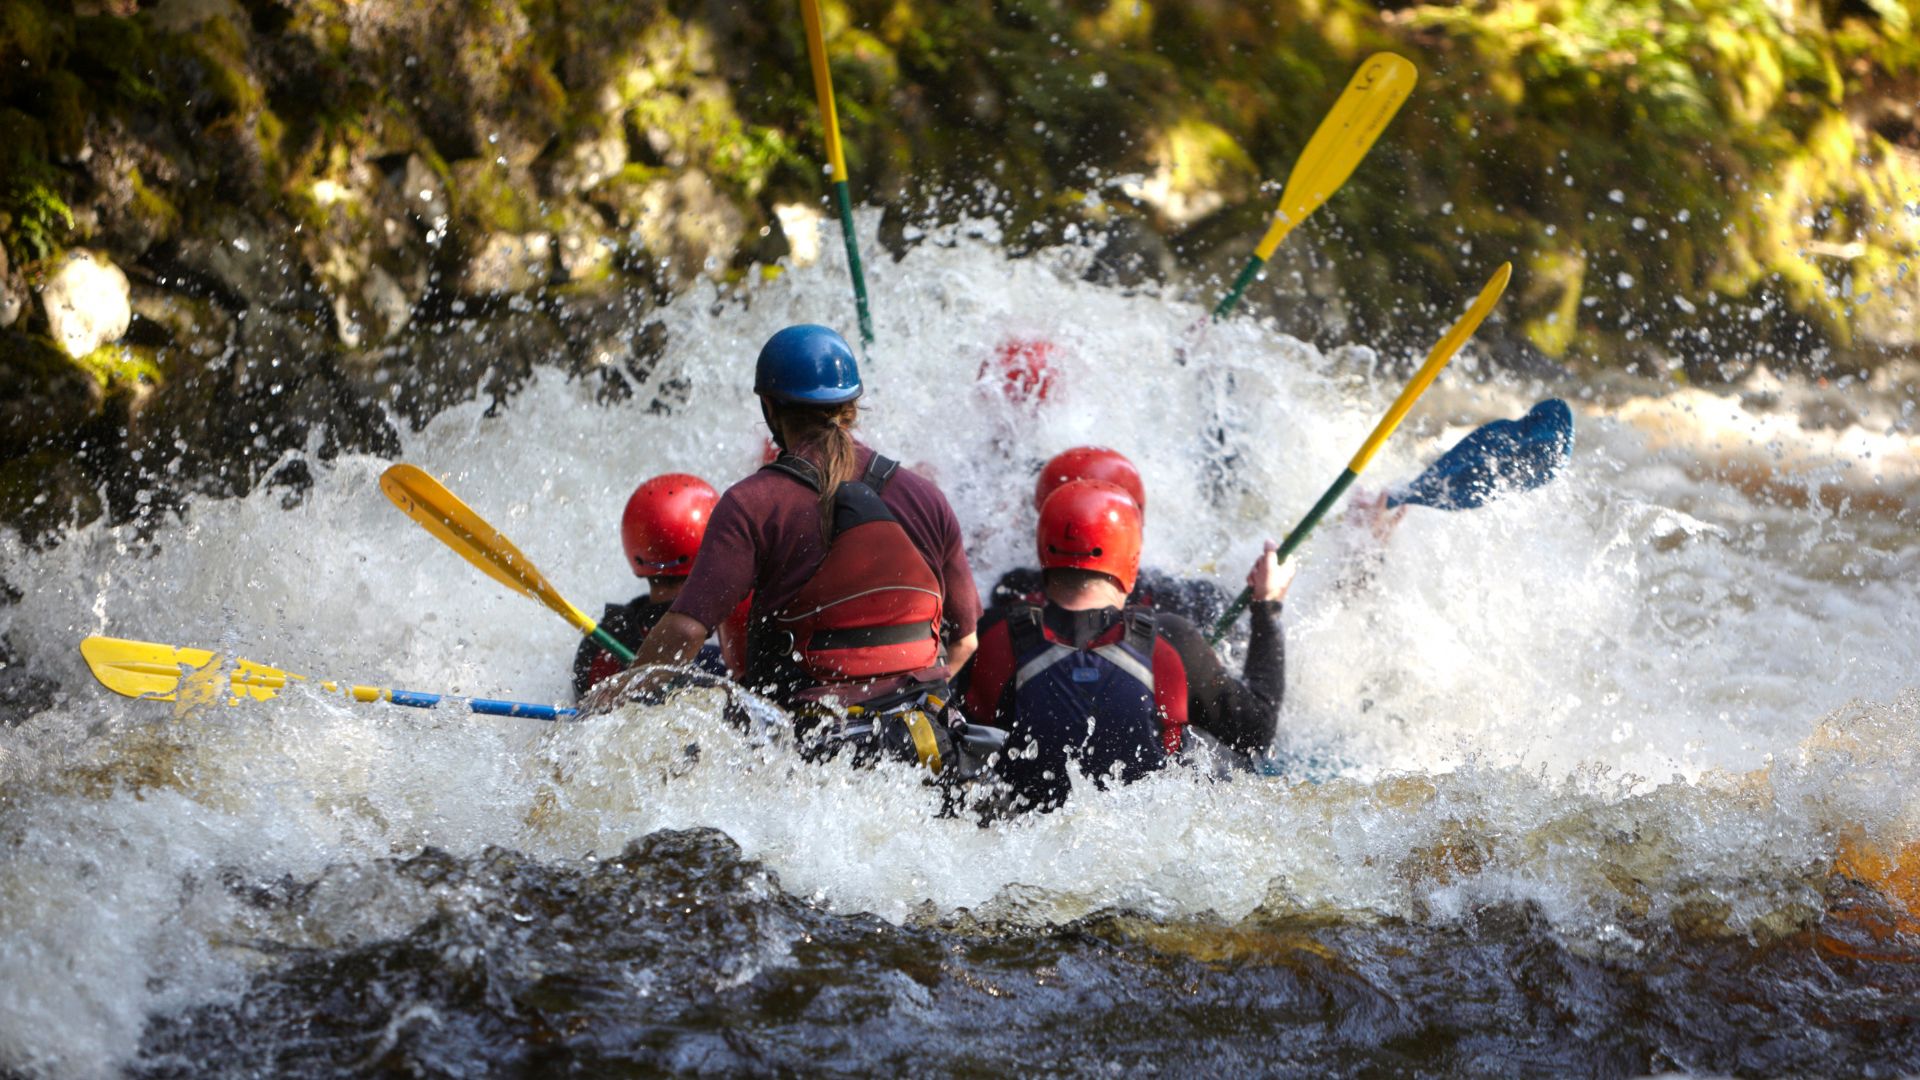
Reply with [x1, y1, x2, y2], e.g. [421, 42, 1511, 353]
[580, 612, 711, 712]
[946, 631, 978, 679]
[928, 486, 983, 649]
[1160, 544, 1295, 754]
[636, 612, 710, 667]
[582, 492, 756, 712]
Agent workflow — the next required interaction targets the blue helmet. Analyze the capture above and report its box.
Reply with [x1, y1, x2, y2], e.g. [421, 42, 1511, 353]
[754, 324, 862, 405]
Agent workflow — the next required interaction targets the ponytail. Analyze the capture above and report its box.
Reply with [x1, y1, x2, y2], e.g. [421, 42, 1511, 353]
[769, 400, 862, 542]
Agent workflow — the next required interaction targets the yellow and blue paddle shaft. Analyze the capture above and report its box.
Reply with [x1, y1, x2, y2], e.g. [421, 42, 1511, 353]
[799, 0, 873, 347]
[1208, 263, 1512, 643]
[1212, 53, 1417, 321]
[79, 635, 577, 720]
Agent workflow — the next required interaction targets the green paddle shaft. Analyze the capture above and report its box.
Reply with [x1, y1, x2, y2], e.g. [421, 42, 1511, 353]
[1213, 255, 1265, 320]
[591, 625, 636, 664]
[1208, 468, 1359, 644]
[832, 179, 874, 348]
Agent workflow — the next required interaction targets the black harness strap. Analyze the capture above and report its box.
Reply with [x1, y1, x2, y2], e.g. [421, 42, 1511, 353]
[764, 452, 900, 494]
[766, 452, 821, 490]
[862, 454, 899, 494]
[1121, 608, 1158, 657]
[807, 623, 933, 651]
[1012, 603, 1156, 656]
[1008, 605, 1046, 658]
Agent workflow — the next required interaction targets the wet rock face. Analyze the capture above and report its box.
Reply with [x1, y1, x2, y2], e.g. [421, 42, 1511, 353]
[2, 0, 1918, 539]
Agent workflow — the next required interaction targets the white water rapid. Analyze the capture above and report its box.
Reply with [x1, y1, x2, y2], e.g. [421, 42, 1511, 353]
[4, 223, 1920, 1075]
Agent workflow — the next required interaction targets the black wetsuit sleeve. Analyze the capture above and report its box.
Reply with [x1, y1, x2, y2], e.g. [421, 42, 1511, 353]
[571, 633, 603, 699]
[572, 597, 672, 698]
[1158, 604, 1284, 755]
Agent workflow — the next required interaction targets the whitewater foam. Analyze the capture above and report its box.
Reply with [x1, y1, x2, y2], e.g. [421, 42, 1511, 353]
[3, 224, 1919, 1075]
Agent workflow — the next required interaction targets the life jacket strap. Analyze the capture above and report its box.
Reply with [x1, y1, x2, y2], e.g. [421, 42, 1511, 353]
[765, 452, 821, 490]
[764, 451, 899, 495]
[1090, 642, 1155, 688]
[1005, 603, 1158, 691]
[806, 622, 936, 651]
[861, 453, 899, 493]
[1014, 643, 1075, 690]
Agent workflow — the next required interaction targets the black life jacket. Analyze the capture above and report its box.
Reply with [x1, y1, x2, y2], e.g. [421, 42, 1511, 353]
[745, 453, 945, 703]
[999, 604, 1182, 805]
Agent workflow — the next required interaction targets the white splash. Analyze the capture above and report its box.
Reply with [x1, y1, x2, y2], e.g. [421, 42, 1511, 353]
[3, 220, 1919, 1075]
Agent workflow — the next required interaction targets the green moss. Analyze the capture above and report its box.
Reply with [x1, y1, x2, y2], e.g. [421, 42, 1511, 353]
[450, 160, 538, 233]
[0, 107, 71, 267]
[0, 0, 63, 76]
[73, 13, 161, 107]
[126, 166, 180, 240]
[72, 344, 163, 390]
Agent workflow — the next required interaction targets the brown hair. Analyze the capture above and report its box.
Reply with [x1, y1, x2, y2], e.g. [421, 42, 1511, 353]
[768, 399, 862, 541]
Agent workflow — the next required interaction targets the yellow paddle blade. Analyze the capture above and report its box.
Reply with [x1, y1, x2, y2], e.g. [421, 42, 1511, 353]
[79, 635, 294, 704]
[799, 0, 848, 183]
[1255, 53, 1417, 261]
[1350, 262, 1512, 473]
[379, 464, 597, 635]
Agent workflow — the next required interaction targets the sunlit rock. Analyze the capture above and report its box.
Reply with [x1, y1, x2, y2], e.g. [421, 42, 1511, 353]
[388, 154, 449, 227]
[618, 170, 744, 287]
[556, 221, 615, 283]
[1121, 118, 1256, 229]
[773, 203, 823, 267]
[0, 246, 22, 328]
[458, 232, 555, 296]
[553, 120, 630, 195]
[40, 250, 131, 359]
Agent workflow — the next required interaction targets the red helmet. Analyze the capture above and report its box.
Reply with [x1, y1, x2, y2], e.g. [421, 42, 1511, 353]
[1034, 447, 1145, 515]
[1036, 479, 1143, 594]
[981, 337, 1059, 406]
[621, 474, 718, 577]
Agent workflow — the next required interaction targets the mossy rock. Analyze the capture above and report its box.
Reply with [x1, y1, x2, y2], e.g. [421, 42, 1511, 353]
[0, 329, 107, 456]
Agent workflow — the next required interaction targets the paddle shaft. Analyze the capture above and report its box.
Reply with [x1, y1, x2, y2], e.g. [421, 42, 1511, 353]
[207, 667, 577, 721]
[799, 0, 874, 347]
[1206, 263, 1512, 644]
[1214, 254, 1268, 320]
[350, 685, 575, 721]
[591, 625, 636, 664]
[381, 465, 635, 665]
[1208, 469, 1356, 642]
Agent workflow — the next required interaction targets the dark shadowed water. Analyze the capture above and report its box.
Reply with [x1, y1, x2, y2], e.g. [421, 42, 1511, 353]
[127, 829, 1920, 1077]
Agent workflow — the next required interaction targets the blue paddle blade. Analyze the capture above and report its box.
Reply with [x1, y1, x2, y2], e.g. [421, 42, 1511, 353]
[1388, 398, 1574, 511]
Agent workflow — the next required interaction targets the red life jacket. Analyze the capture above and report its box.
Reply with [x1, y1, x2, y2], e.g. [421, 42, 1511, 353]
[747, 453, 945, 699]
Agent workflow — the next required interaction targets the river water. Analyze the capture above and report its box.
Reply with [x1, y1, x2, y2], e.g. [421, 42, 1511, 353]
[4, 225, 1920, 1076]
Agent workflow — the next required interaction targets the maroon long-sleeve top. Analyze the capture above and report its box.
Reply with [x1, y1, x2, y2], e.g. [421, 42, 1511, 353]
[670, 442, 983, 641]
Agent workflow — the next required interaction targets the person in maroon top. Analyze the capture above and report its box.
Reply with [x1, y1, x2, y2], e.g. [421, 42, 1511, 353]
[607, 325, 981, 771]
[955, 479, 1292, 811]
